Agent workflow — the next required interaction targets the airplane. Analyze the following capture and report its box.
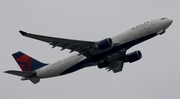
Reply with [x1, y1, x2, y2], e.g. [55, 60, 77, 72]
[5, 18, 173, 84]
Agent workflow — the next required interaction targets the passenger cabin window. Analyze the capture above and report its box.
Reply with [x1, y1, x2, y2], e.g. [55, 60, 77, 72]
[161, 18, 166, 20]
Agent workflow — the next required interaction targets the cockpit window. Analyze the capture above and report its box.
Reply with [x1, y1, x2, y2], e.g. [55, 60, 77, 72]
[161, 18, 166, 20]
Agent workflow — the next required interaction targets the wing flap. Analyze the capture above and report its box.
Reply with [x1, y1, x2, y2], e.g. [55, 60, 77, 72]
[106, 61, 124, 73]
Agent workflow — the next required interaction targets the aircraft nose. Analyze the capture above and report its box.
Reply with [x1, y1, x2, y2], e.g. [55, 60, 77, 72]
[164, 19, 173, 29]
[168, 19, 173, 25]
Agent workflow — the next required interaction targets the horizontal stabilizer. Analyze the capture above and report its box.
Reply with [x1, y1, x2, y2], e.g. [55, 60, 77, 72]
[4, 70, 36, 77]
[5, 70, 40, 84]
[19, 30, 28, 36]
[29, 78, 40, 84]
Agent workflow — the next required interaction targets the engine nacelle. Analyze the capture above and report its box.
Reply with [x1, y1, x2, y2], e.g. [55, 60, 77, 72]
[95, 38, 113, 50]
[125, 50, 142, 63]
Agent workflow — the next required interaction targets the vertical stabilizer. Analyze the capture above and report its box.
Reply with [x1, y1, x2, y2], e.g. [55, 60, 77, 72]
[12, 51, 48, 71]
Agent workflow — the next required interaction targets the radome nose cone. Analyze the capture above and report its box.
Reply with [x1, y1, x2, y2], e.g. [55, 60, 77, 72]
[164, 19, 173, 29]
[168, 19, 173, 24]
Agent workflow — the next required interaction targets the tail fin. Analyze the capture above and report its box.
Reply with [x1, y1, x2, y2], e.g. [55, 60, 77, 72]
[12, 51, 48, 71]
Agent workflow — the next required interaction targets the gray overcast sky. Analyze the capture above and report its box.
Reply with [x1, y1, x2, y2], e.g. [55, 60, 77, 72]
[1, 0, 179, 99]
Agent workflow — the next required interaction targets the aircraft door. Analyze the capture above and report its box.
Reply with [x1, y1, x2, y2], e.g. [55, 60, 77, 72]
[47, 66, 51, 73]
[147, 27, 151, 34]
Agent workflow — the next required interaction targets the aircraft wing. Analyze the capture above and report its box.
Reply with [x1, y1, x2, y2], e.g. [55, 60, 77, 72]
[105, 49, 126, 73]
[19, 31, 101, 57]
[106, 61, 124, 73]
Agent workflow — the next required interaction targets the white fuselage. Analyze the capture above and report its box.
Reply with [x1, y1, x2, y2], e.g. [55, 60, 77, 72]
[36, 53, 85, 78]
[36, 18, 173, 78]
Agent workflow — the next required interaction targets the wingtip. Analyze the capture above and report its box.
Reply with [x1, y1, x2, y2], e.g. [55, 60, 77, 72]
[19, 30, 28, 36]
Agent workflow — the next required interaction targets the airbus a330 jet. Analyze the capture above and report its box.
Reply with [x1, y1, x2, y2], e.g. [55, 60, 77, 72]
[5, 18, 173, 84]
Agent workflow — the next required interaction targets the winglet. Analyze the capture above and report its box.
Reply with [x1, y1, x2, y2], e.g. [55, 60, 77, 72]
[19, 30, 28, 36]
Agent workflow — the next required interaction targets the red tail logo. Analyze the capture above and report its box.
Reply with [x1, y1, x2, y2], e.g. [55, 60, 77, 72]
[12, 51, 48, 71]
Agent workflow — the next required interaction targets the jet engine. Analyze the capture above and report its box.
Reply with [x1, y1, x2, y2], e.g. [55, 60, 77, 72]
[95, 38, 113, 50]
[125, 50, 142, 63]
